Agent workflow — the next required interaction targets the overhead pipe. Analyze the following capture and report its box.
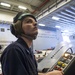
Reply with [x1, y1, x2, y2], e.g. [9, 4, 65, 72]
[32, 0, 50, 14]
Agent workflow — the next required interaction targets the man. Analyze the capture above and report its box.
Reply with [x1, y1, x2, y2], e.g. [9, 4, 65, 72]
[1, 12, 63, 75]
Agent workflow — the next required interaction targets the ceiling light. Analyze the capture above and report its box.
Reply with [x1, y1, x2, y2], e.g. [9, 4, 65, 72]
[38, 24, 45, 26]
[55, 26, 61, 28]
[70, 6, 75, 10]
[18, 6, 27, 10]
[63, 30, 69, 32]
[74, 19, 75, 21]
[52, 16, 60, 20]
[0, 2, 10, 7]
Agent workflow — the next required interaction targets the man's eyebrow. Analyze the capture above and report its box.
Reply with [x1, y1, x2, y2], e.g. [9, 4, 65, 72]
[24, 18, 35, 22]
[24, 18, 32, 21]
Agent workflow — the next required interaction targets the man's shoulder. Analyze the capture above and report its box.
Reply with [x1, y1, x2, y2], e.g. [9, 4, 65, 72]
[1, 42, 26, 61]
[2, 42, 25, 55]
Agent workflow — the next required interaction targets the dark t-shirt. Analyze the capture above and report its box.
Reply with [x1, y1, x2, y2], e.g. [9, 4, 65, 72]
[1, 38, 38, 75]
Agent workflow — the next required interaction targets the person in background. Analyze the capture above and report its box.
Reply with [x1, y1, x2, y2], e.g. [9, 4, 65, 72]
[1, 12, 63, 75]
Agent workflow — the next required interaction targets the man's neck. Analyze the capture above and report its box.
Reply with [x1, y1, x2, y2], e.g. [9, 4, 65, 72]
[21, 36, 32, 48]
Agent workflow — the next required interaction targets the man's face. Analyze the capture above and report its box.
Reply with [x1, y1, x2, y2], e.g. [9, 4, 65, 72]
[22, 16, 38, 40]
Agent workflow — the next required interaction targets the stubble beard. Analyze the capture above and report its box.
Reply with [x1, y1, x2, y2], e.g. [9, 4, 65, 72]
[22, 32, 38, 40]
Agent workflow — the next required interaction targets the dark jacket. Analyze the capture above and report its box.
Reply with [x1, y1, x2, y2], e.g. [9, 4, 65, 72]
[1, 38, 38, 75]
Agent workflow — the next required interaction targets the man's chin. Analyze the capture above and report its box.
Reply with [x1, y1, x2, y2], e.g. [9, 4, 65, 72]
[22, 33, 38, 40]
[32, 35, 38, 40]
[32, 32, 38, 39]
[33, 36, 37, 40]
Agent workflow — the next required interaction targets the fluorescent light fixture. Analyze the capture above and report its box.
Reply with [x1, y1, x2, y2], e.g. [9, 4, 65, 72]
[70, 6, 75, 10]
[52, 16, 60, 20]
[55, 26, 61, 28]
[0, 2, 10, 7]
[63, 30, 69, 32]
[18, 6, 27, 10]
[38, 24, 45, 26]
[74, 19, 75, 21]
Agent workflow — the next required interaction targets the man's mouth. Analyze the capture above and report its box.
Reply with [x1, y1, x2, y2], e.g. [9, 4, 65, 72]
[33, 27, 38, 30]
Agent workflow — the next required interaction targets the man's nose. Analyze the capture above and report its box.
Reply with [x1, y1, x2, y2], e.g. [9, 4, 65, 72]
[33, 22, 37, 26]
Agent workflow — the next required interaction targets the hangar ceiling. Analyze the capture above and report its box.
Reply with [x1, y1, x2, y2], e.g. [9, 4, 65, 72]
[0, 0, 75, 37]
[37, 0, 75, 37]
[0, 0, 58, 15]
